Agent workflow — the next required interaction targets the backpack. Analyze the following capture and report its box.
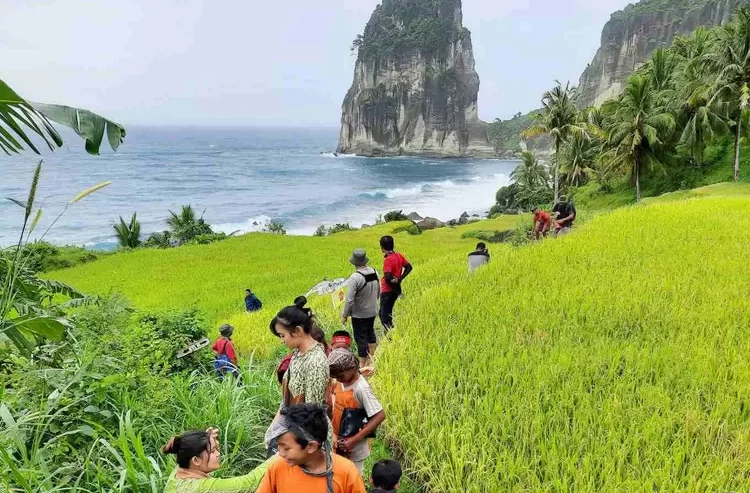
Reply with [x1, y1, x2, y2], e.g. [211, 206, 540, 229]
[213, 339, 239, 380]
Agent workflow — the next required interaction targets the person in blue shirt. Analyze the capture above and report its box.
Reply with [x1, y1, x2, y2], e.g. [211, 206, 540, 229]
[245, 288, 262, 312]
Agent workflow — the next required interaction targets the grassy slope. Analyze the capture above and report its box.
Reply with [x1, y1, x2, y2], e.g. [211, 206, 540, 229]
[52, 216, 520, 358]
[51, 184, 750, 491]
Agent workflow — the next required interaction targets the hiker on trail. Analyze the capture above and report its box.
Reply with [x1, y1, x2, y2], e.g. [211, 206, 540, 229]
[212, 324, 239, 381]
[341, 249, 380, 367]
[328, 350, 385, 475]
[369, 460, 402, 493]
[245, 289, 262, 312]
[468, 242, 490, 273]
[379, 236, 413, 331]
[162, 427, 272, 493]
[331, 330, 353, 351]
[532, 207, 552, 240]
[258, 404, 366, 493]
[266, 301, 330, 457]
[552, 195, 577, 236]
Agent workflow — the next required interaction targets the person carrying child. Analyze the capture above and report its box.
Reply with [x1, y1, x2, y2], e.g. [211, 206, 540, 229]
[328, 349, 385, 474]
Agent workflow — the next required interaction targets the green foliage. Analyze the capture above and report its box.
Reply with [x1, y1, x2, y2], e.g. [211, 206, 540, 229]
[20, 242, 100, 273]
[0, 79, 125, 155]
[354, 0, 463, 60]
[392, 223, 422, 235]
[114, 212, 142, 249]
[263, 221, 287, 235]
[167, 205, 214, 244]
[383, 210, 408, 222]
[486, 111, 542, 153]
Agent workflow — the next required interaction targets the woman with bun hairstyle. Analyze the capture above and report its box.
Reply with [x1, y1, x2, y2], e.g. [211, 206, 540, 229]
[265, 296, 331, 456]
[163, 427, 271, 493]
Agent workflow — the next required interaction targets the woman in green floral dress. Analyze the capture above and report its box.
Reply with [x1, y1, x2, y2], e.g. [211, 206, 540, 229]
[163, 428, 272, 493]
[265, 299, 331, 451]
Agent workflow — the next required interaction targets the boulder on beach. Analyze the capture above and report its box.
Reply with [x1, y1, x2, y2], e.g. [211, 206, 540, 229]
[406, 212, 423, 222]
[460, 211, 469, 219]
[361, 224, 371, 229]
[417, 217, 446, 230]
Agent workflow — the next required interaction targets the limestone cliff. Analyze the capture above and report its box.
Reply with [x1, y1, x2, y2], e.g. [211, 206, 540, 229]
[577, 0, 749, 108]
[337, 0, 493, 157]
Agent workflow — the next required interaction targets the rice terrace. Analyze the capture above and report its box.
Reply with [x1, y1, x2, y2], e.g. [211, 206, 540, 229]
[3, 0, 750, 492]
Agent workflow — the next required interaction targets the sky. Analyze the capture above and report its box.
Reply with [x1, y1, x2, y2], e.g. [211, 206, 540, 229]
[0, 0, 632, 126]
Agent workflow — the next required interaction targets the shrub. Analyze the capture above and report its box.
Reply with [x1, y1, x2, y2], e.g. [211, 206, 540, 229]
[188, 232, 228, 245]
[383, 210, 408, 222]
[327, 223, 355, 235]
[314, 225, 327, 237]
[21, 241, 100, 273]
[264, 221, 287, 235]
[392, 223, 422, 235]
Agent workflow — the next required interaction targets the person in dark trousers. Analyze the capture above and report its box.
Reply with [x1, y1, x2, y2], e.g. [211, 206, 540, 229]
[341, 249, 380, 368]
[245, 288, 262, 312]
[552, 195, 577, 236]
[378, 236, 412, 332]
[369, 459, 402, 493]
[468, 242, 490, 273]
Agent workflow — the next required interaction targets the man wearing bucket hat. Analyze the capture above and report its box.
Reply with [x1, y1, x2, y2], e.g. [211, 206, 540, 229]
[341, 249, 380, 368]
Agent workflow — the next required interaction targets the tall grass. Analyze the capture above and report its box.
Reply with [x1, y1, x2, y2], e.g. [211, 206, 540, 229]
[46, 186, 750, 491]
[376, 194, 750, 491]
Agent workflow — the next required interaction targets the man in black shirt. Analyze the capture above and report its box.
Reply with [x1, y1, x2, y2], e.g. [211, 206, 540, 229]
[552, 195, 576, 236]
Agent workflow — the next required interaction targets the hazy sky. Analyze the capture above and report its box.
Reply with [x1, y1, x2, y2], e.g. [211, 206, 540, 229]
[1, 0, 631, 126]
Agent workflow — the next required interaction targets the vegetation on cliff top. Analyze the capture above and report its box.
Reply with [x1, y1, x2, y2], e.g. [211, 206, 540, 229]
[613, 0, 741, 19]
[353, 0, 470, 60]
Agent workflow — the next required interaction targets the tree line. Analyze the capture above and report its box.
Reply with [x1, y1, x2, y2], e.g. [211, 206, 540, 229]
[501, 8, 750, 210]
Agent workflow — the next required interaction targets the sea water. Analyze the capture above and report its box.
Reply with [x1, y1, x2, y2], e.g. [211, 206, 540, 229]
[0, 126, 515, 249]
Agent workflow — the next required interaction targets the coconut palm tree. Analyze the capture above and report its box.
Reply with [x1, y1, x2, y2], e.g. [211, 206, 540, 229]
[114, 213, 142, 249]
[522, 81, 585, 201]
[561, 131, 598, 186]
[711, 7, 750, 181]
[604, 75, 676, 202]
[510, 150, 549, 190]
[671, 28, 728, 165]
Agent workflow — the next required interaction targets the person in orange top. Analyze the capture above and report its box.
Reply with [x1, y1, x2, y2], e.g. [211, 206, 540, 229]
[258, 403, 366, 493]
[328, 350, 385, 474]
[532, 207, 552, 240]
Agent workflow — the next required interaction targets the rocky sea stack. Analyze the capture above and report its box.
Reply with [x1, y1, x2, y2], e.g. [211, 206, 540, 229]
[337, 0, 493, 158]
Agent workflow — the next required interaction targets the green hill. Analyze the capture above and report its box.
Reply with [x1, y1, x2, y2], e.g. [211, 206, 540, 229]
[48, 184, 750, 491]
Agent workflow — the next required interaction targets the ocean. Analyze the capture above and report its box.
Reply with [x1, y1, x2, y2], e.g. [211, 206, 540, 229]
[0, 126, 515, 249]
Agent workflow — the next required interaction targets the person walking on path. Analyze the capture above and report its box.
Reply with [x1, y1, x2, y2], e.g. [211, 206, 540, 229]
[532, 207, 552, 240]
[258, 404, 366, 493]
[552, 195, 576, 236]
[378, 236, 412, 331]
[328, 350, 385, 475]
[265, 302, 330, 457]
[245, 289, 262, 312]
[467, 242, 490, 273]
[162, 427, 272, 493]
[341, 249, 380, 367]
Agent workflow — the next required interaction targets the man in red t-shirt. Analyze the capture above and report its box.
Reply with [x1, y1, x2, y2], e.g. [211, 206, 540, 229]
[532, 207, 552, 240]
[378, 235, 413, 331]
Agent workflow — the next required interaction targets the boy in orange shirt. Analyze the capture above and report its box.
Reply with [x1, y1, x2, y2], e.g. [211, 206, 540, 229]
[258, 403, 366, 493]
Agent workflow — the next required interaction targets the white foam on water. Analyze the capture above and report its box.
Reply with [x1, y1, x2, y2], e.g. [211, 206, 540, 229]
[212, 215, 273, 235]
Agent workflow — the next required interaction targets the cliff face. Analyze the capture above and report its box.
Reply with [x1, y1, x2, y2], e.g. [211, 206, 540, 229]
[577, 0, 749, 108]
[337, 0, 493, 157]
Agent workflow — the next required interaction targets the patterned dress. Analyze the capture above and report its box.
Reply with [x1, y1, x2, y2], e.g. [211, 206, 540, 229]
[283, 342, 330, 406]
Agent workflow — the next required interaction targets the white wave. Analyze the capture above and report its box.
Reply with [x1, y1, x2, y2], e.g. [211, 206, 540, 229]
[320, 152, 361, 159]
[384, 185, 426, 199]
[212, 215, 273, 235]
